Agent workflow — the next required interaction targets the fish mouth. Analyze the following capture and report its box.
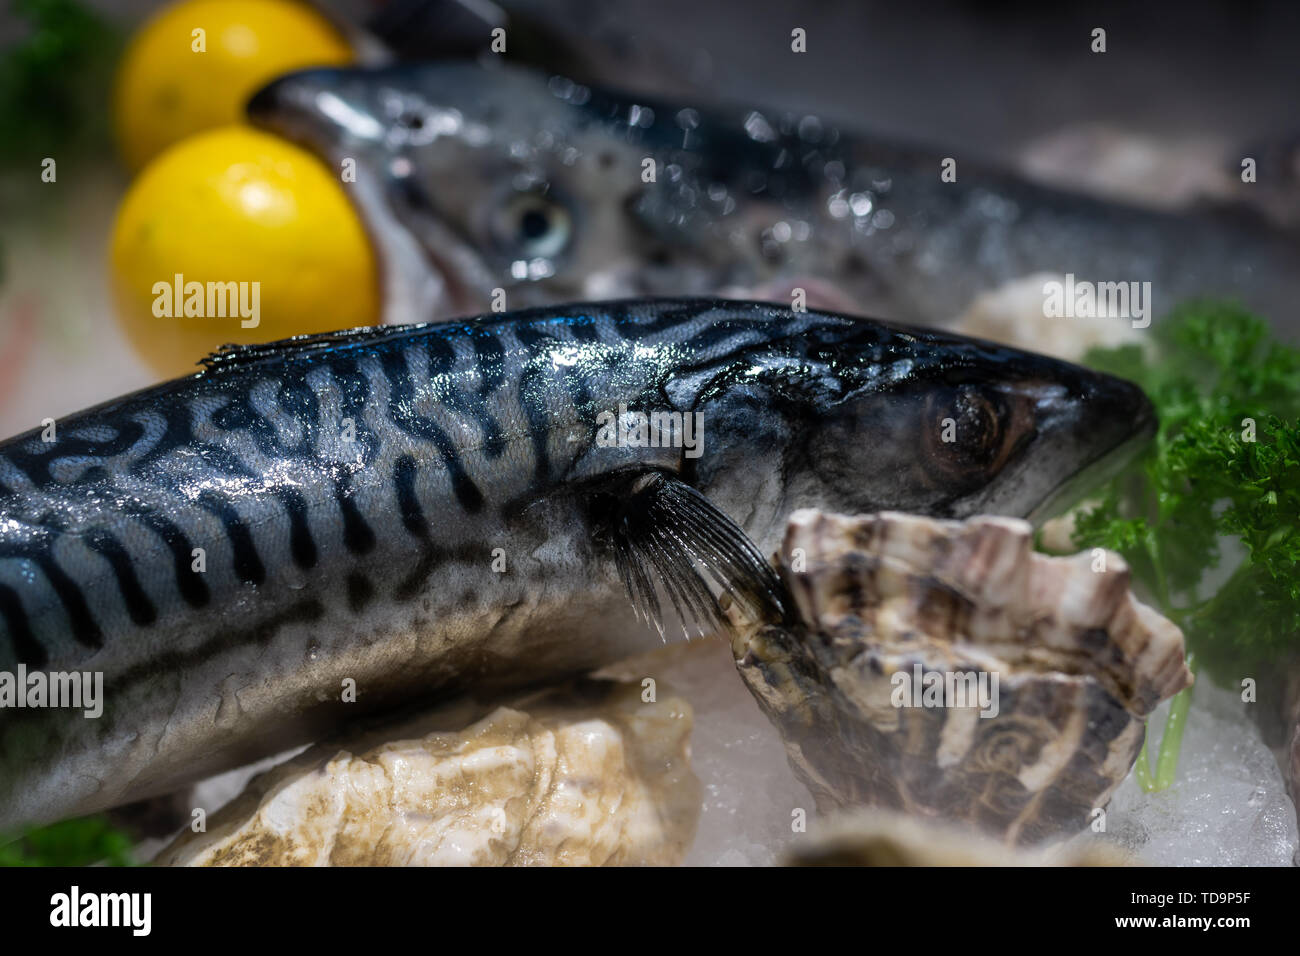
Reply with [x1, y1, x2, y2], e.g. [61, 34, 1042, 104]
[1025, 416, 1152, 524]
[1024, 372, 1156, 524]
[247, 71, 471, 323]
[246, 69, 384, 149]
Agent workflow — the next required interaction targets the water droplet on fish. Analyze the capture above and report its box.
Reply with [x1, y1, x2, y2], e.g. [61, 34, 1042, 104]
[743, 111, 777, 143]
[546, 75, 589, 104]
[307, 641, 320, 663]
[797, 115, 824, 144]
[629, 104, 655, 128]
[511, 257, 556, 281]
[511, 170, 545, 191]
[548, 75, 574, 99]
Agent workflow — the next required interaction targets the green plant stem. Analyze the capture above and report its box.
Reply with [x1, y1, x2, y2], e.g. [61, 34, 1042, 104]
[1144, 525, 1172, 614]
[1134, 733, 1156, 793]
[1133, 654, 1197, 793]
[1133, 652, 1197, 793]
[1153, 654, 1197, 789]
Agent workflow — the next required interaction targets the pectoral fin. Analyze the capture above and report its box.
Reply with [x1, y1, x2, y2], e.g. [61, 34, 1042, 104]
[589, 471, 787, 640]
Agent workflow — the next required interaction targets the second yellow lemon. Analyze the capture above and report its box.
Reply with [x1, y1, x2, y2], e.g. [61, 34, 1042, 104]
[110, 126, 380, 378]
[114, 0, 353, 171]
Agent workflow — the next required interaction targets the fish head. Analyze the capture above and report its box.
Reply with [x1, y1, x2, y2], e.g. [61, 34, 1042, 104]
[247, 62, 693, 317]
[682, 306, 1154, 544]
[247, 63, 876, 321]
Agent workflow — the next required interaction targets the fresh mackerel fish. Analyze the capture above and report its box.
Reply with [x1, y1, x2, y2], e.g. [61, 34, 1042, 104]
[247, 61, 1300, 330]
[0, 300, 1152, 830]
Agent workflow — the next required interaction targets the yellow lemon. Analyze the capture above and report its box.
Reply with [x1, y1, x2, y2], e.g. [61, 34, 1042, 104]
[110, 126, 380, 378]
[114, 0, 353, 171]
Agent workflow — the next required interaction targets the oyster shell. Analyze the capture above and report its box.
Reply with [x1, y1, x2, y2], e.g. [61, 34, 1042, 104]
[729, 509, 1193, 845]
[786, 808, 1135, 866]
[155, 679, 700, 866]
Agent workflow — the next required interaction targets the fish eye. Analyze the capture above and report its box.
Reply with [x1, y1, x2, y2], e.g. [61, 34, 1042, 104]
[491, 192, 572, 260]
[922, 385, 1024, 481]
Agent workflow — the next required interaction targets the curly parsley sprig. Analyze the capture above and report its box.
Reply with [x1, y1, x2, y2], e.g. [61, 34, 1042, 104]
[1072, 302, 1300, 789]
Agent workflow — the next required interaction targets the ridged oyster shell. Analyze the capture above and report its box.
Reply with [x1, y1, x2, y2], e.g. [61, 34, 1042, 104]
[730, 510, 1192, 845]
[155, 679, 700, 866]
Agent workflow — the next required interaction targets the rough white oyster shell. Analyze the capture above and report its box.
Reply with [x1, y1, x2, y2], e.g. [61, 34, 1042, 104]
[730, 509, 1193, 845]
[155, 680, 700, 866]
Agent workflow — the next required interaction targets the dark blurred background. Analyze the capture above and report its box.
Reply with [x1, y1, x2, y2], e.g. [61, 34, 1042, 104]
[3, 0, 1298, 160]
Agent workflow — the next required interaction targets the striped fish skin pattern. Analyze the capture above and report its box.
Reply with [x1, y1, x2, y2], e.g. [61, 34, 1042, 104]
[0, 299, 1152, 829]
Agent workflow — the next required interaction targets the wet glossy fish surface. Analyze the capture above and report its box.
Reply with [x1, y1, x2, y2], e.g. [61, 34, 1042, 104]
[249, 62, 1300, 330]
[0, 299, 1153, 829]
